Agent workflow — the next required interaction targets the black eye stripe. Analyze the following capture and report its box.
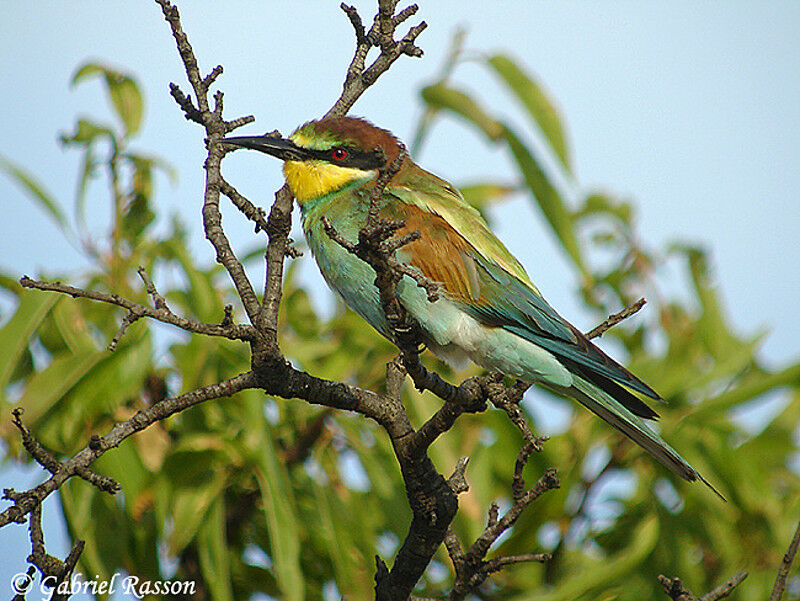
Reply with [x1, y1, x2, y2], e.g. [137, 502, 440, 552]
[306, 146, 385, 169]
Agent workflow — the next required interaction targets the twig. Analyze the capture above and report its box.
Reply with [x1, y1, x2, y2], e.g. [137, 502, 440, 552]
[156, 0, 261, 325]
[658, 571, 748, 601]
[482, 553, 551, 574]
[220, 177, 269, 234]
[109, 311, 138, 351]
[659, 575, 698, 601]
[769, 516, 800, 601]
[702, 572, 748, 601]
[327, 2, 426, 118]
[585, 297, 646, 339]
[447, 457, 470, 494]
[20, 276, 255, 344]
[26, 503, 85, 601]
[11, 409, 119, 494]
[487, 379, 546, 451]
[137, 266, 167, 310]
[367, 145, 406, 225]
[447, 454, 559, 601]
[319, 145, 442, 367]
[11, 409, 62, 476]
[1, 372, 257, 528]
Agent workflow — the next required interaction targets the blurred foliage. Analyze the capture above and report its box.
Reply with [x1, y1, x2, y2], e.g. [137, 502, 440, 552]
[2, 38, 800, 601]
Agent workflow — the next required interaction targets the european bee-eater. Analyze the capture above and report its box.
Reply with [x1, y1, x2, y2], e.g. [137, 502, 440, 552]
[223, 116, 718, 495]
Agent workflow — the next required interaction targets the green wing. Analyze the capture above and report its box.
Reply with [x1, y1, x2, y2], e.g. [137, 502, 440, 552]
[389, 162, 660, 412]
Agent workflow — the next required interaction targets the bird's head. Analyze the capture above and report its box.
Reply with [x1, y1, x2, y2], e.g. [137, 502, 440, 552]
[222, 116, 402, 204]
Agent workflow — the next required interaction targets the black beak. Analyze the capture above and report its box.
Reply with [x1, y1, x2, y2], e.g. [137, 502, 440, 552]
[220, 135, 311, 162]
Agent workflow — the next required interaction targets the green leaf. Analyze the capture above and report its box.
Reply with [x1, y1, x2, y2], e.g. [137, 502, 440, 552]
[0, 154, 68, 231]
[285, 287, 320, 338]
[418, 83, 586, 277]
[691, 362, 800, 417]
[502, 125, 587, 276]
[167, 465, 228, 554]
[121, 193, 156, 242]
[576, 192, 633, 225]
[420, 83, 504, 141]
[59, 479, 123, 584]
[50, 296, 98, 354]
[311, 483, 363, 597]
[74, 145, 96, 237]
[71, 62, 106, 87]
[9, 349, 105, 429]
[0, 273, 23, 297]
[93, 431, 151, 511]
[535, 514, 659, 601]
[33, 333, 153, 449]
[72, 62, 144, 137]
[255, 452, 304, 601]
[197, 496, 234, 601]
[249, 394, 304, 601]
[683, 246, 740, 359]
[487, 54, 572, 172]
[107, 75, 144, 136]
[0, 290, 59, 391]
[163, 238, 220, 322]
[60, 118, 116, 147]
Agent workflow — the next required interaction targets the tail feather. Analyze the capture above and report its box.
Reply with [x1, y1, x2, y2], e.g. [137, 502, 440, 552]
[561, 357, 660, 420]
[555, 375, 725, 501]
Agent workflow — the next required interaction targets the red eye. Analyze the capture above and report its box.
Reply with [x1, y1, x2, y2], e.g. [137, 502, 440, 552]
[331, 148, 348, 161]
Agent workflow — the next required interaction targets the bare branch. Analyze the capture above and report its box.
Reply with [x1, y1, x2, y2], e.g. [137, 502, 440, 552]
[26, 502, 85, 597]
[482, 553, 551, 574]
[168, 81, 202, 124]
[1, 371, 257, 528]
[659, 575, 698, 601]
[19, 276, 256, 343]
[702, 572, 749, 601]
[367, 146, 406, 225]
[512, 441, 537, 502]
[220, 176, 269, 233]
[443, 526, 465, 570]
[487, 379, 546, 451]
[447, 440, 558, 601]
[469, 471, 558, 563]
[5, 2, 658, 599]
[255, 185, 294, 357]
[769, 516, 800, 601]
[11, 409, 62, 476]
[137, 265, 167, 310]
[585, 297, 646, 339]
[341, 3, 368, 46]
[157, 0, 262, 325]
[109, 311, 139, 351]
[202, 64, 223, 88]
[447, 457, 470, 494]
[11, 409, 120, 494]
[659, 571, 748, 601]
[326, 2, 426, 118]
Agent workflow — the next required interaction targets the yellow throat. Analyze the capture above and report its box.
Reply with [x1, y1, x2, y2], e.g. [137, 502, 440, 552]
[282, 160, 374, 204]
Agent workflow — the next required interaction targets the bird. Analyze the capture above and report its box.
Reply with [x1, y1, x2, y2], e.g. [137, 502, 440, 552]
[222, 116, 720, 497]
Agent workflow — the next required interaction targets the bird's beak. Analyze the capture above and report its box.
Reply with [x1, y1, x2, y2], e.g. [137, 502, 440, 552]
[220, 135, 311, 162]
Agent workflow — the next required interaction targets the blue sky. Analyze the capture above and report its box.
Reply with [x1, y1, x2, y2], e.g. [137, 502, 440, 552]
[1, 1, 799, 595]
